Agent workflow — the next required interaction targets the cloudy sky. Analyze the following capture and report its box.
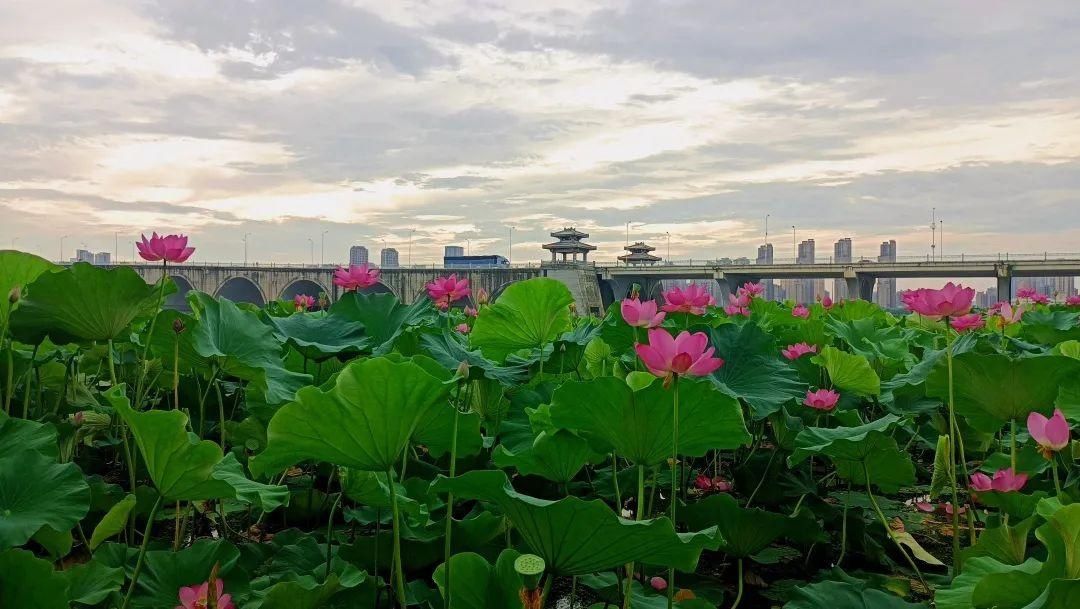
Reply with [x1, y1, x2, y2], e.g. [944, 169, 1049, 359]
[2, 1, 1079, 270]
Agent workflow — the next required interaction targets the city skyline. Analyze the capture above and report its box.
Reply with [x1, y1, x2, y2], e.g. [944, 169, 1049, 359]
[2, 2, 1079, 283]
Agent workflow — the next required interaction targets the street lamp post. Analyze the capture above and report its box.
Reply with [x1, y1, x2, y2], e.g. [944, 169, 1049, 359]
[59, 235, 69, 263]
[321, 230, 329, 266]
[307, 238, 314, 265]
[508, 226, 515, 264]
[792, 226, 796, 263]
[408, 229, 416, 267]
[243, 233, 252, 265]
[765, 214, 770, 245]
[666, 231, 670, 260]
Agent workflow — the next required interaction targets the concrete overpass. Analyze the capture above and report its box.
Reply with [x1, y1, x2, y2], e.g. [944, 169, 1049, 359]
[600, 257, 1080, 302]
[118, 255, 1080, 314]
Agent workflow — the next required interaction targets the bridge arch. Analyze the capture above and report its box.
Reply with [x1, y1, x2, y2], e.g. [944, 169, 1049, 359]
[280, 278, 329, 306]
[165, 274, 195, 312]
[215, 276, 266, 306]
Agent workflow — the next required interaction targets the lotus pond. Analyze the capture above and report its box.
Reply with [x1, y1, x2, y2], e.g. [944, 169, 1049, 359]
[1, 248, 1078, 609]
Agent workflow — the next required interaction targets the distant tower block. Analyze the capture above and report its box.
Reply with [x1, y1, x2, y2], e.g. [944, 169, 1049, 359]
[542, 227, 597, 263]
[618, 241, 662, 266]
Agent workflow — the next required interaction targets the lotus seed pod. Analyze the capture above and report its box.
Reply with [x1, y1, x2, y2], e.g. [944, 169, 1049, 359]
[513, 553, 545, 590]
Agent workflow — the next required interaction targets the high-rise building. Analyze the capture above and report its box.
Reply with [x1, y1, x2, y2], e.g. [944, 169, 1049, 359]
[755, 244, 775, 300]
[349, 245, 369, 266]
[93, 252, 111, 265]
[833, 238, 853, 299]
[444, 245, 465, 258]
[73, 249, 94, 263]
[795, 239, 816, 303]
[876, 240, 898, 308]
[380, 247, 399, 268]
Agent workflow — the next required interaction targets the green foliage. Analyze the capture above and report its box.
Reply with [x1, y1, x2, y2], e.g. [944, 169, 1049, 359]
[0, 249, 58, 326]
[706, 322, 806, 418]
[0, 548, 70, 609]
[10, 262, 161, 344]
[0, 451, 89, 550]
[470, 278, 574, 362]
[811, 346, 881, 397]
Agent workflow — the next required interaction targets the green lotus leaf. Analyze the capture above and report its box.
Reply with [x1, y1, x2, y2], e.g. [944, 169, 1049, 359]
[680, 493, 826, 557]
[340, 469, 421, 518]
[493, 429, 598, 484]
[419, 330, 530, 386]
[811, 346, 880, 397]
[252, 568, 374, 609]
[89, 493, 137, 550]
[825, 317, 912, 370]
[960, 515, 1037, 566]
[936, 556, 1041, 609]
[784, 579, 927, 608]
[264, 310, 370, 361]
[926, 352, 1080, 432]
[880, 332, 977, 406]
[0, 451, 90, 550]
[548, 376, 750, 467]
[433, 550, 525, 609]
[1020, 310, 1080, 345]
[470, 278, 574, 362]
[0, 249, 58, 326]
[0, 413, 58, 459]
[108, 386, 286, 506]
[100, 538, 242, 608]
[789, 415, 914, 491]
[970, 503, 1080, 608]
[0, 548, 70, 609]
[431, 469, 724, 575]
[9, 262, 160, 344]
[182, 291, 312, 405]
[251, 356, 449, 476]
[330, 291, 436, 355]
[706, 323, 806, 418]
[63, 558, 125, 605]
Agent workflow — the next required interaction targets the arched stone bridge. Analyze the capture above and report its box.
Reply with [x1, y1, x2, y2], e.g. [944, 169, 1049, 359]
[130, 263, 604, 314]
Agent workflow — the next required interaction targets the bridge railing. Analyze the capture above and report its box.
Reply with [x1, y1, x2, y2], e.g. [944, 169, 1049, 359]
[593, 252, 1080, 267]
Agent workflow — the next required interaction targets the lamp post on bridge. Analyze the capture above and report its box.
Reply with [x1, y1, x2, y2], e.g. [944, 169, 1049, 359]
[307, 238, 314, 265]
[243, 233, 252, 265]
[321, 230, 329, 266]
[59, 235, 69, 263]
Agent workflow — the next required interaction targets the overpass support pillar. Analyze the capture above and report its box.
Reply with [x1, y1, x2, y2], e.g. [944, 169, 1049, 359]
[996, 263, 1012, 302]
[712, 271, 735, 301]
[844, 269, 876, 301]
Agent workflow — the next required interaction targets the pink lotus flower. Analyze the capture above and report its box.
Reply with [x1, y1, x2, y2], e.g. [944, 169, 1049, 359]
[621, 298, 666, 328]
[741, 282, 765, 298]
[969, 472, 993, 492]
[995, 302, 1025, 325]
[914, 500, 966, 516]
[650, 577, 668, 592]
[950, 313, 984, 333]
[464, 306, 478, 318]
[427, 275, 471, 310]
[724, 292, 751, 317]
[1016, 287, 1049, 305]
[803, 389, 839, 411]
[137, 232, 195, 263]
[1028, 408, 1070, 458]
[792, 304, 810, 319]
[661, 283, 715, 315]
[821, 295, 834, 309]
[991, 468, 1028, 492]
[333, 264, 380, 291]
[781, 342, 817, 360]
[476, 287, 490, 305]
[293, 294, 315, 311]
[903, 282, 975, 319]
[455, 323, 470, 334]
[694, 474, 731, 493]
[177, 580, 234, 609]
[1067, 295, 1080, 307]
[635, 329, 724, 386]
[970, 469, 1027, 493]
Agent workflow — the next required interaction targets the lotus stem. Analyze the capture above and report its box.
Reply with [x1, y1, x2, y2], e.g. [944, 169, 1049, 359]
[444, 404, 461, 609]
[863, 462, 927, 590]
[612, 452, 622, 509]
[21, 342, 39, 419]
[3, 339, 13, 414]
[388, 466, 407, 608]
[134, 261, 168, 406]
[325, 492, 342, 580]
[1010, 418, 1018, 471]
[120, 494, 163, 609]
[1051, 456, 1062, 495]
[623, 464, 647, 609]
[836, 481, 850, 567]
[731, 558, 744, 609]
[667, 376, 679, 609]
[213, 371, 227, 448]
[944, 328, 962, 572]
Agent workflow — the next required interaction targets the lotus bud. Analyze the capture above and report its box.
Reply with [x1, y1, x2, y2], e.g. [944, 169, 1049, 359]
[172, 318, 186, 334]
[568, 302, 577, 315]
[476, 287, 490, 305]
[71, 410, 111, 431]
[455, 360, 470, 381]
[8, 286, 20, 304]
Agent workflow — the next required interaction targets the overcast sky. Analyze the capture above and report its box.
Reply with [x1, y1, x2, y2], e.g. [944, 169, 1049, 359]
[2, 1, 1079, 271]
